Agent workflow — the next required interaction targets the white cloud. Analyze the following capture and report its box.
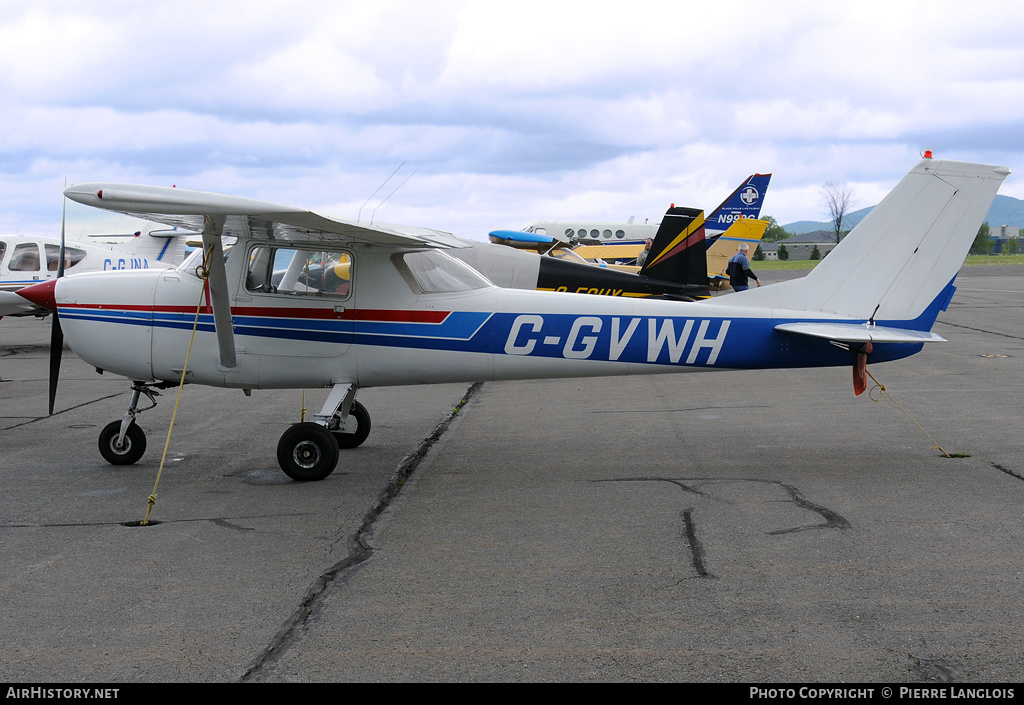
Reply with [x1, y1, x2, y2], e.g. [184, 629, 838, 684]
[0, 0, 1021, 237]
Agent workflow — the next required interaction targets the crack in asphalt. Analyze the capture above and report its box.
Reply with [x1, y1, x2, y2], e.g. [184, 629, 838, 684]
[0, 343, 55, 357]
[588, 405, 773, 415]
[597, 477, 850, 579]
[597, 476, 719, 500]
[0, 513, 308, 529]
[239, 381, 483, 682]
[935, 320, 1024, 342]
[991, 462, 1024, 482]
[767, 481, 851, 534]
[682, 509, 713, 578]
[910, 654, 962, 682]
[1, 392, 126, 431]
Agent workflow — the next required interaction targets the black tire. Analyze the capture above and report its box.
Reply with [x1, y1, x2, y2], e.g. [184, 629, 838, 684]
[330, 400, 371, 449]
[98, 420, 147, 466]
[277, 422, 340, 481]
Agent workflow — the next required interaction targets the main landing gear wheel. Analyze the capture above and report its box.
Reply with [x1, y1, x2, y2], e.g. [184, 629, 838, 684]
[98, 421, 147, 466]
[277, 422, 340, 481]
[330, 400, 371, 449]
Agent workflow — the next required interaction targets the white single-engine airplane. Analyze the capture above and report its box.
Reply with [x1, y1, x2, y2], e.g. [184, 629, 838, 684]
[17, 157, 1008, 481]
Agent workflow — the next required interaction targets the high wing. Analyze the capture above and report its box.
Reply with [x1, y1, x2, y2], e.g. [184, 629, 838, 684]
[63, 183, 466, 250]
[64, 182, 467, 369]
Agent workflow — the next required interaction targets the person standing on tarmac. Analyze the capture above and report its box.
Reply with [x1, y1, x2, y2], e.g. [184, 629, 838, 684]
[726, 243, 761, 292]
[636, 238, 654, 268]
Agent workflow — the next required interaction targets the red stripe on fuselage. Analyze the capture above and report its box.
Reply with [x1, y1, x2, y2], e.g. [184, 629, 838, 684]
[57, 302, 450, 323]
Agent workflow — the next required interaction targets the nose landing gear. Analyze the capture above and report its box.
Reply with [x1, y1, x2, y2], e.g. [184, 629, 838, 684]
[97, 381, 165, 465]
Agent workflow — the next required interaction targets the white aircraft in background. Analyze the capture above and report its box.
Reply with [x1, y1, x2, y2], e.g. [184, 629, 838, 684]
[17, 157, 1008, 483]
[490, 172, 772, 247]
[0, 226, 195, 317]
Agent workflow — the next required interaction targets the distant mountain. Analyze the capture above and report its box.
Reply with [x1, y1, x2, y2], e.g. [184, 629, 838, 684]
[986, 194, 1024, 227]
[782, 195, 1024, 235]
[784, 207, 872, 235]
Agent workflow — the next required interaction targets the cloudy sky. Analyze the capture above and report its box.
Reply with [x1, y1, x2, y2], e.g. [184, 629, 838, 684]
[2, 0, 1022, 241]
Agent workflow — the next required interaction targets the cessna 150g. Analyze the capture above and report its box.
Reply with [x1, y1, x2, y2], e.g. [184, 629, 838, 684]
[17, 157, 1008, 482]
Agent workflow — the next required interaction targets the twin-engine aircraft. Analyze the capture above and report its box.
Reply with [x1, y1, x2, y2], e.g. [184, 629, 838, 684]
[0, 227, 193, 318]
[454, 205, 710, 300]
[488, 172, 772, 247]
[17, 157, 1009, 482]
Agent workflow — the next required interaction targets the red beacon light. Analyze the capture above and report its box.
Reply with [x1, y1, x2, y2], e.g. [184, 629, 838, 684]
[923, 150, 933, 159]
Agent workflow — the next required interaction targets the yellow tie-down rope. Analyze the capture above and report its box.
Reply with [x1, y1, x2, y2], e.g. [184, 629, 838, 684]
[141, 244, 215, 525]
[865, 369, 952, 458]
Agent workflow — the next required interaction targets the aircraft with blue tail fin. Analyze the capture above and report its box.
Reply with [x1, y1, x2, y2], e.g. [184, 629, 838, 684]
[18, 156, 1008, 481]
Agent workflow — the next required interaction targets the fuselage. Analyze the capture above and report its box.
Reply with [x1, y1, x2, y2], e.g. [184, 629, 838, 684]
[49, 237, 920, 391]
[521, 221, 659, 245]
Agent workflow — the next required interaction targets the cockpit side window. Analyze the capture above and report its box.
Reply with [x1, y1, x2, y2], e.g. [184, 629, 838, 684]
[9, 243, 41, 272]
[44, 244, 87, 271]
[246, 246, 353, 299]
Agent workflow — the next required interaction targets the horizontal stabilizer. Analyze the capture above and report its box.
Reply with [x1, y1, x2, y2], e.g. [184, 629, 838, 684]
[776, 322, 946, 344]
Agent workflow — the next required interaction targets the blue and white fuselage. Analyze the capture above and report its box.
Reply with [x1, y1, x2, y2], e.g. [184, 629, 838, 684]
[18, 157, 1008, 479]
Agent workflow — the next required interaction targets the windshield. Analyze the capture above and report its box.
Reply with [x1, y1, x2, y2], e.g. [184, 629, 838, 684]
[396, 250, 491, 294]
[177, 244, 232, 277]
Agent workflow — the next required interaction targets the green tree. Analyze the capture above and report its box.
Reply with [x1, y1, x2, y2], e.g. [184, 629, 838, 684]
[809, 244, 821, 261]
[761, 215, 791, 242]
[777, 243, 789, 261]
[752, 246, 765, 261]
[970, 222, 993, 255]
[1006, 238, 1020, 255]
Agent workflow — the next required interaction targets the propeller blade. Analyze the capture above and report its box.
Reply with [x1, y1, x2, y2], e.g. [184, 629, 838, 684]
[48, 187, 68, 414]
[48, 309, 63, 415]
[57, 184, 67, 278]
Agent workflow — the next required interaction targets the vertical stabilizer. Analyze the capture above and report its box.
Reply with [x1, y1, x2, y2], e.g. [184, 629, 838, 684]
[639, 206, 708, 287]
[119, 225, 191, 265]
[737, 159, 1009, 327]
[705, 173, 772, 235]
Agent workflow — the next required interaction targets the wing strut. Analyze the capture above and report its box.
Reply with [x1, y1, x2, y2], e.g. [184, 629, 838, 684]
[201, 216, 237, 369]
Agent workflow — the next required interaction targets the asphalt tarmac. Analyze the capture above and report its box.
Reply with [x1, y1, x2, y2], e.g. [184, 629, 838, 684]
[1, 266, 1023, 683]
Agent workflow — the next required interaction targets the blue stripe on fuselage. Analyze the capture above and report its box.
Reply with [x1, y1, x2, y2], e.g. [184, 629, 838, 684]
[59, 306, 926, 369]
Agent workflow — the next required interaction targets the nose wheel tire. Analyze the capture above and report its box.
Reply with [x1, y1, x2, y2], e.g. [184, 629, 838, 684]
[98, 421, 147, 466]
[277, 422, 340, 481]
[330, 400, 371, 449]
